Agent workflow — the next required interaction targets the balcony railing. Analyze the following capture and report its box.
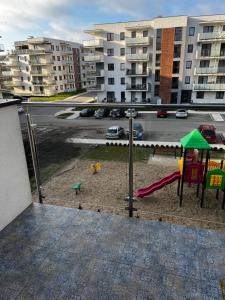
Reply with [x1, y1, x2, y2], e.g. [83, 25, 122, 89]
[126, 53, 150, 61]
[197, 49, 225, 58]
[88, 84, 105, 91]
[193, 83, 225, 91]
[32, 80, 56, 86]
[126, 69, 151, 76]
[198, 31, 225, 41]
[29, 59, 53, 65]
[10, 49, 52, 55]
[126, 83, 151, 91]
[126, 37, 150, 46]
[195, 67, 225, 75]
[13, 80, 23, 87]
[86, 69, 104, 77]
[84, 55, 104, 62]
[83, 39, 104, 48]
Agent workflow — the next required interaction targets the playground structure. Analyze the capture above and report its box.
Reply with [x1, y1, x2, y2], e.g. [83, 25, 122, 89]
[136, 129, 225, 210]
[90, 162, 102, 174]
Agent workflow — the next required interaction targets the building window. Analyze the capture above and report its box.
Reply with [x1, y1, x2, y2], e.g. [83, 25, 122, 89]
[120, 63, 125, 70]
[174, 27, 182, 41]
[203, 26, 214, 33]
[26, 66, 29, 72]
[189, 27, 195, 36]
[155, 54, 161, 67]
[60, 85, 63, 90]
[216, 76, 225, 84]
[171, 92, 178, 103]
[107, 33, 114, 41]
[57, 56, 60, 61]
[156, 28, 162, 51]
[200, 60, 210, 68]
[59, 75, 62, 80]
[185, 76, 190, 84]
[131, 31, 136, 38]
[108, 78, 115, 85]
[21, 76, 24, 82]
[107, 49, 114, 56]
[51, 45, 54, 50]
[54, 76, 57, 80]
[28, 76, 30, 82]
[143, 47, 148, 54]
[58, 66, 61, 71]
[186, 61, 192, 69]
[22, 86, 25, 91]
[29, 87, 32, 91]
[155, 70, 160, 82]
[120, 32, 125, 40]
[154, 85, 160, 96]
[53, 66, 56, 70]
[143, 30, 148, 37]
[216, 91, 224, 99]
[187, 44, 193, 53]
[108, 63, 114, 71]
[201, 43, 211, 56]
[120, 48, 125, 56]
[172, 77, 179, 89]
[121, 77, 125, 85]
[130, 47, 136, 54]
[198, 76, 208, 84]
[174, 44, 181, 58]
[56, 45, 59, 51]
[196, 91, 204, 99]
[173, 61, 180, 73]
[52, 56, 55, 61]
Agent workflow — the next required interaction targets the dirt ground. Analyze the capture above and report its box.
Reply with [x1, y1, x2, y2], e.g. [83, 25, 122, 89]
[33, 158, 225, 231]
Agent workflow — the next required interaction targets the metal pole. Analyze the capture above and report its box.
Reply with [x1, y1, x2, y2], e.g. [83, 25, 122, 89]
[26, 114, 43, 203]
[128, 117, 134, 217]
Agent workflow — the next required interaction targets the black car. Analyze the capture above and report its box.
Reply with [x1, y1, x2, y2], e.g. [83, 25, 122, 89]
[79, 108, 95, 117]
[94, 108, 110, 119]
[109, 108, 125, 119]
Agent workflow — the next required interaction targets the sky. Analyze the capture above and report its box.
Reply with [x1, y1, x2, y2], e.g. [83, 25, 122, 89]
[0, 0, 225, 52]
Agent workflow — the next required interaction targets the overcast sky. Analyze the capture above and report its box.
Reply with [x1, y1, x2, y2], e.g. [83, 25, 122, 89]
[1, 0, 225, 51]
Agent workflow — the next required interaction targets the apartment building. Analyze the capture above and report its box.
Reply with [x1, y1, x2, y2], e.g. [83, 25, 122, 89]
[7, 37, 81, 97]
[81, 14, 225, 104]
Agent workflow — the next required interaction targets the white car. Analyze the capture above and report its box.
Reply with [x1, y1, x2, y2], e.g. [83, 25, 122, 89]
[106, 126, 125, 139]
[125, 108, 138, 118]
[175, 109, 188, 119]
[18, 106, 24, 114]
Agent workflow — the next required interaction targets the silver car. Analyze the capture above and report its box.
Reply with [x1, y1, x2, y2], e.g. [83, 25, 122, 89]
[106, 126, 125, 139]
[175, 109, 188, 119]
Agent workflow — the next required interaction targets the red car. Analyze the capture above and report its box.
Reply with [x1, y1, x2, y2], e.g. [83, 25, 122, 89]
[157, 110, 168, 118]
[198, 124, 217, 143]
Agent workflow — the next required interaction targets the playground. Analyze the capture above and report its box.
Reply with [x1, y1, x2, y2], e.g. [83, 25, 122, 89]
[33, 130, 225, 231]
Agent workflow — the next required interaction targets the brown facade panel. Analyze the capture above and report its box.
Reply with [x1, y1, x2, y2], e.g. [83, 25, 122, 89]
[159, 28, 175, 104]
[72, 48, 81, 90]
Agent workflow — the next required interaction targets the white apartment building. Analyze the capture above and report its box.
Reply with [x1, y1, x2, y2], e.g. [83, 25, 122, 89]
[7, 37, 81, 97]
[81, 14, 225, 104]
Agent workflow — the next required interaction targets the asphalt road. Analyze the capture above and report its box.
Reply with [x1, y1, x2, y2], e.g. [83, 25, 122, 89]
[19, 106, 225, 142]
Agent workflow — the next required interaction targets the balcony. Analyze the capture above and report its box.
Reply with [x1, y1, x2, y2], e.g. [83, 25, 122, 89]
[193, 83, 225, 91]
[126, 36, 150, 46]
[29, 59, 53, 65]
[126, 83, 151, 91]
[84, 54, 104, 63]
[12, 70, 21, 77]
[195, 67, 225, 75]
[83, 39, 104, 48]
[126, 53, 150, 61]
[197, 49, 225, 58]
[198, 31, 225, 42]
[13, 79, 22, 87]
[32, 80, 56, 86]
[88, 83, 105, 91]
[87, 69, 104, 77]
[126, 69, 151, 76]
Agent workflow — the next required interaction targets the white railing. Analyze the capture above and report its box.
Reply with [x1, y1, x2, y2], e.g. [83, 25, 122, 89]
[88, 84, 105, 91]
[198, 31, 225, 41]
[83, 39, 103, 48]
[193, 83, 225, 91]
[126, 37, 150, 45]
[195, 67, 225, 75]
[87, 69, 104, 77]
[126, 53, 149, 61]
[84, 55, 104, 62]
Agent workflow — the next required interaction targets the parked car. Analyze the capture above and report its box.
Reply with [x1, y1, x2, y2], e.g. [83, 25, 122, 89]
[125, 108, 138, 118]
[95, 108, 110, 119]
[157, 110, 168, 118]
[79, 108, 95, 117]
[175, 109, 188, 119]
[18, 106, 24, 114]
[198, 124, 217, 143]
[106, 126, 125, 139]
[126, 123, 144, 140]
[109, 108, 125, 119]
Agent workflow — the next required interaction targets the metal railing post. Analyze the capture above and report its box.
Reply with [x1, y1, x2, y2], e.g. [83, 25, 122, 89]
[128, 117, 134, 217]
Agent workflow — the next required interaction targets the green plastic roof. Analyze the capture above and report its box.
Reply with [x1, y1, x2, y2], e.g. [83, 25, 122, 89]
[180, 129, 211, 149]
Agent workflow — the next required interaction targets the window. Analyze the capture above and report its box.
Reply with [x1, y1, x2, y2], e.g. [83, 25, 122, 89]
[52, 56, 55, 61]
[155, 54, 161, 67]
[216, 76, 225, 84]
[155, 70, 160, 82]
[203, 26, 214, 33]
[51, 45, 54, 50]
[121, 77, 125, 85]
[131, 31, 136, 38]
[175, 27, 182, 41]
[171, 92, 178, 103]
[173, 61, 180, 73]
[108, 63, 114, 71]
[58, 66, 61, 71]
[53, 66, 56, 70]
[143, 30, 148, 37]
[120, 63, 125, 70]
[198, 76, 208, 84]
[187, 44, 193, 53]
[189, 27, 195, 36]
[107, 33, 114, 41]
[54, 76, 57, 81]
[27, 76, 30, 82]
[26, 66, 29, 72]
[201, 44, 211, 56]
[131, 47, 136, 54]
[59, 75, 62, 80]
[185, 76, 190, 84]
[216, 91, 224, 99]
[120, 48, 125, 56]
[108, 78, 115, 85]
[156, 28, 162, 51]
[200, 60, 210, 68]
[143, 47, 148, 54]
[172, 77, 179, 89]
[174, 44, 181, 58]
[196, 91, 204, 99]
[56, 45, 59, 51]
[57, 56, 60, 61]
[22, 86, 25, 91]
[154, 85, 160, 96]
[21, 76, 23, 82]
[60, 85, 63, 90]
[186, 61, 192, 69]
[120, 32, 125, 40]
[29, 87, 32, 91]
[107, 49, 114, 56]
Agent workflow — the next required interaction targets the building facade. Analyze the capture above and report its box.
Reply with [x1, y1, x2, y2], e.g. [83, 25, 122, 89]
[7, 37, 81, 97]
[81, 14, 225, 104]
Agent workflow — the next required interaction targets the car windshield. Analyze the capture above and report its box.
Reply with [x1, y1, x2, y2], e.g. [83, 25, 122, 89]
[108, 128, 117, 134]
[178, 110, 186, 113]
[134, 124, 142, 130]
[127, 109, 135, 113]
[203, 130, 214, 136]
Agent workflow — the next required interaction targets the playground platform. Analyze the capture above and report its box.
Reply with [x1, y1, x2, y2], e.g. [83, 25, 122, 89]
[1, 203, 225, 299]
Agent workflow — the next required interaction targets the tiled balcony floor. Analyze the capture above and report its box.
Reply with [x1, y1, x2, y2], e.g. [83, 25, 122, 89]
[0, 203, 225, 299]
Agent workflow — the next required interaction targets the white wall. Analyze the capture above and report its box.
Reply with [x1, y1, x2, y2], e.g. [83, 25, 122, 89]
[0, 104, 32, 231]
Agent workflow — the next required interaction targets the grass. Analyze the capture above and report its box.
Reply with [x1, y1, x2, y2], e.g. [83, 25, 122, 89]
[80, 145, 151, 162]
[29, 89, 86, 102]
[56, 112, 75, 119]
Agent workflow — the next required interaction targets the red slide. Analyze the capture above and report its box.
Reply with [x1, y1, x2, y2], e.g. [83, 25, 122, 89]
[135, 171, 180, 198]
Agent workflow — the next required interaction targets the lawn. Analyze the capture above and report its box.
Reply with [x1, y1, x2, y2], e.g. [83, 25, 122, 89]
[29, 89, 86, 102]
